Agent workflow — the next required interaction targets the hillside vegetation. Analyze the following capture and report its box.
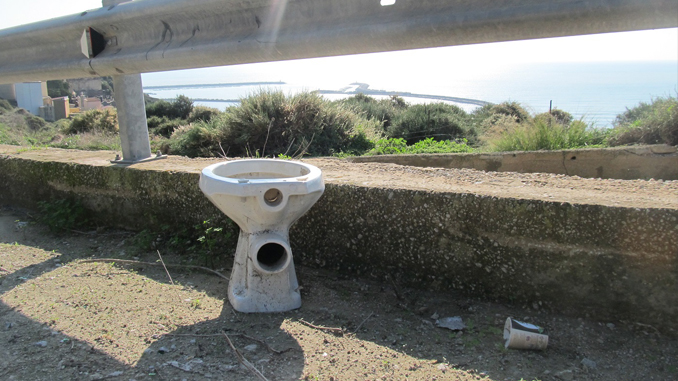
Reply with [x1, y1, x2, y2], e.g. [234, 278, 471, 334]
[1, 91, 676, 158]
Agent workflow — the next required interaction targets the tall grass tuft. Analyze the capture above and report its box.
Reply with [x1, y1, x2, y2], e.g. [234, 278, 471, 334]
[0, 109, 55, 146]
[484, 117, 607, 152]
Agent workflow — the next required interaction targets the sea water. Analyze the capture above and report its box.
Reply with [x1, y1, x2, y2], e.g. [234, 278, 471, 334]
[142, 60, 677, 128]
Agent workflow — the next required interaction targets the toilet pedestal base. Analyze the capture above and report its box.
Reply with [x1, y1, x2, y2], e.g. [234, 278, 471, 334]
[228, 230, 301, 313]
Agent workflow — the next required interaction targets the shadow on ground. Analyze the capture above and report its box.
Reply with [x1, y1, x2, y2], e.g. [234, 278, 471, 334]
[1, 207, 677, 381]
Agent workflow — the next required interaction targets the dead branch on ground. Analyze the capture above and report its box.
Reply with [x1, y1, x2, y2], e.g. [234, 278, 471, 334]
[156, 250, 174, 285]
[299, 318, 345, 336]
[77, 258, 229, 281]
[222, 331, 269, 381]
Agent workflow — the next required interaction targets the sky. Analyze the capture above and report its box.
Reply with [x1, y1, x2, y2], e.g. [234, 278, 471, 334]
[1, 0, 676, 82]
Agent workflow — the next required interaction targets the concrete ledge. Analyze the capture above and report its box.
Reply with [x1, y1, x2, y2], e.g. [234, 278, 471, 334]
[349, 145, 678, 180]
[1, 146, 677, 333]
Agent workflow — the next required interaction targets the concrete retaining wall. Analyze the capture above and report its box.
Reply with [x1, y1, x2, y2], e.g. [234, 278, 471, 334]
[1, 147, 677, 334]
[350, 145, 678, 180]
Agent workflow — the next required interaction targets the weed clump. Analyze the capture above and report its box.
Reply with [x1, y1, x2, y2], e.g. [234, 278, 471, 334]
[37, 199, 90, 233]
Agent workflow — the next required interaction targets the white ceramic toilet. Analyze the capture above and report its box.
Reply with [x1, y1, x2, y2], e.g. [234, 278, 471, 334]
[199, 159, 324, 312]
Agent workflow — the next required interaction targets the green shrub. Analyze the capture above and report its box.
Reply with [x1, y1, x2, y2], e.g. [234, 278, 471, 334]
[608, 96, 678, 146]
[168, 90, 380, 158]
[64, 109, 118, 134]
[368, 137, 474, 155]
[388, 103, 474, 144]
[535, 109, 573, 125]
[146, 95, 193, 120]
[167, 123, 223, 158]
[47, 80, 70, 98]
[488, 101, 532, 123]
[147, 115, 185, 138]
[473, 101, 533, 135]
[25, 114, 46, 131]
[338, 94, 406, 131]
[187, 106, 220, 123]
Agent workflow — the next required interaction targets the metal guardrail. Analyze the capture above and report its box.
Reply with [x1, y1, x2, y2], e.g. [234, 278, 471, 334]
[0, 0, 676, 83]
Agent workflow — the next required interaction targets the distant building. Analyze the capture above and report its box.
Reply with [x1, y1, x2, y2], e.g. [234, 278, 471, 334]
[67, 77, 103, 97]
[53, 97, 70, 120]
[38, 96, 70, 122]
[0, 84, 16, 101]
[15, 82, 48, 116]
[80, 95, 103, 111]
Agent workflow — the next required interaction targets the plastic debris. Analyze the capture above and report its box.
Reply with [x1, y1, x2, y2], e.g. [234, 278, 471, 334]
[503, 317, 548, 350]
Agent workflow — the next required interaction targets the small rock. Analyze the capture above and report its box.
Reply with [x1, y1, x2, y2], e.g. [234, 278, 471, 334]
[606, 323, 615, 329]
[168, 361, 192, 372]
[555, 369, 574, 380]
[430, 312, 440, 320]
[158, 347, 170, 354]
[34, 341, 48, 347]
[107, 371, 123, 377]
[244, 344, 258, 352]
[581, 358, 597, 370]
[436, 316, 466, 331]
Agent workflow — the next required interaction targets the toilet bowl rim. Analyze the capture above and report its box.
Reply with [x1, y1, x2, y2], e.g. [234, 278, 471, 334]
[200, 159, 324, 196]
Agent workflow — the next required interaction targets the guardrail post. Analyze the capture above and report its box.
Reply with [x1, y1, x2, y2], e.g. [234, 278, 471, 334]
[103, 0, 164, 164]
[112, 73, 155, 163]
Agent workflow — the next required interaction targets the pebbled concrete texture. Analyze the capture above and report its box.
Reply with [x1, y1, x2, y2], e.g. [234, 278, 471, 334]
[0, 145, 676, 334]
[349, 145, 678, 180]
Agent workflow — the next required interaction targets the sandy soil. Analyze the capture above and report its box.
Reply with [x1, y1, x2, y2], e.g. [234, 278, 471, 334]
[1, 206, 677, 381]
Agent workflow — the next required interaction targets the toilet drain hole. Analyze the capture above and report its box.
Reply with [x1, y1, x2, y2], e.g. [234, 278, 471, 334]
[264, 188, 283, 206]
[257, 243, 288, 272]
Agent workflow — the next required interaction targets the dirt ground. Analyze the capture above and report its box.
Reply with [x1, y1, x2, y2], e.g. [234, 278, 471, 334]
[1, 205, 677, 381]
